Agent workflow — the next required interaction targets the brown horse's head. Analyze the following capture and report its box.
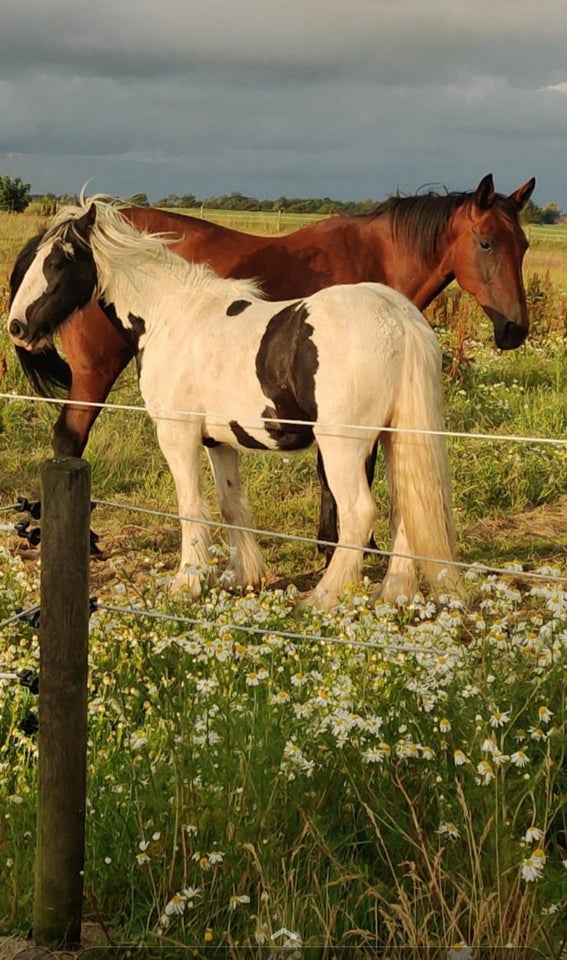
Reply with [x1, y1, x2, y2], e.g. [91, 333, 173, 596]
[447, 173, 535, 350]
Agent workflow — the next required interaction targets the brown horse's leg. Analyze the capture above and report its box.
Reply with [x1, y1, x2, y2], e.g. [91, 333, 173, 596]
[316, 449, 338, 563]
[316, 443, 378, 565]
[53, 309, 133, 456]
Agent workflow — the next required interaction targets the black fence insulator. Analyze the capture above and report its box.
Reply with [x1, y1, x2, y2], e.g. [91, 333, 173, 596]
[15, 598, 97, 633]
[19, 712, 39, 736]
[16, 606, 42, 629]
[15, 496, 42, 520]
[13, 497, 101, 555]
[15, 496, 97, 521]
[17, 669, 40, 695]
[90, 529, 101, 555]
[14, 519, 42, 547]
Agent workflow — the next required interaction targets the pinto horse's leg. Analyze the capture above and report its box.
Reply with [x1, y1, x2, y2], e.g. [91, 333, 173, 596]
[155, 420, 213, 596]
[308, 439, 378, 611]
[54, 308, 133, 456]
[317, 444, 378, 564]
[206, 444, 265, 590]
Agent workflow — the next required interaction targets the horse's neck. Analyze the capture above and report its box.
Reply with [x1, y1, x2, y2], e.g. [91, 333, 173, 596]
[356, 215, 455, 310]
[101, 257, 174, 328]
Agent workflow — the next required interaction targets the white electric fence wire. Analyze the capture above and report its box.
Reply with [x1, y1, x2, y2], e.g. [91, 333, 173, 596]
[1, 391, 566, 447]
[93, 498, 567, 585]
[96, 602, 466, 658]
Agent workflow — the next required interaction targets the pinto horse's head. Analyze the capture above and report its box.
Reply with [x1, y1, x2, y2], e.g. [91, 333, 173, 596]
[8, 204, 98, 352]
[448, 174, 535, 350]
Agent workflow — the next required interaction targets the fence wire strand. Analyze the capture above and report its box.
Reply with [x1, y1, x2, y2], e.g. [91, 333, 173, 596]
[92, 497, 567, 585]
[1, 390, 566, 447]
[95, 602, 466, 658]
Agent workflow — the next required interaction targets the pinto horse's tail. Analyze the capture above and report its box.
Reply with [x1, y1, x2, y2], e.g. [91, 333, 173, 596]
[15, 345, 72, 398]
[382, 310, 462, 600]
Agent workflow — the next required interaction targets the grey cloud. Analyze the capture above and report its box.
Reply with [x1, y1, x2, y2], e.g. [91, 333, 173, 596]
[0, 0, 565, 205]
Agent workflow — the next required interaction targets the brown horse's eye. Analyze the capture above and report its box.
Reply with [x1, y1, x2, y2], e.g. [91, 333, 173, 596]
[479, 239, 493, 252]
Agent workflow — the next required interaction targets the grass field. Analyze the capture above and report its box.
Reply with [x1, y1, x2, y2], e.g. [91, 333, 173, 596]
[0, 208, 566, 954]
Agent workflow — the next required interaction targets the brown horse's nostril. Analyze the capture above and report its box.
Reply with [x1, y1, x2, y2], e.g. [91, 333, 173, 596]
[9, 319, 26, 340]
[499, 321, 528, 351]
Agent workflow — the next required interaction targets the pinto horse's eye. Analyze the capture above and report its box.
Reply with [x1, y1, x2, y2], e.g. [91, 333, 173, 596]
[479, 238, 493, 252]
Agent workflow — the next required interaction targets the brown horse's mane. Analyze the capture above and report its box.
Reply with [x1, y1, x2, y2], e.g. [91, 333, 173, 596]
[363, 189, 519, 268]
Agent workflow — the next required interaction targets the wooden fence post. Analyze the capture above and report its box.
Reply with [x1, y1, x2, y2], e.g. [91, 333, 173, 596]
[33, 458, 91, 947]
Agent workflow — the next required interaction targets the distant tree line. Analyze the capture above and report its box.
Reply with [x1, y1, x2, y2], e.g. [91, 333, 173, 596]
[1, 176, 564, 223]
[129, 190, 378, 216]
[118, 190, 567, 224]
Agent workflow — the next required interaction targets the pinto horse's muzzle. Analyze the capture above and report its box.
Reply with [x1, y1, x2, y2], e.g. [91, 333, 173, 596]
[9, 318, 27, 342]
[7, 314, 52, 352]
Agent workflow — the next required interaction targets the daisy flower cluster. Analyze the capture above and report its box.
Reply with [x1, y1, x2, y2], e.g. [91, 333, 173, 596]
[0, 547, 565, 950]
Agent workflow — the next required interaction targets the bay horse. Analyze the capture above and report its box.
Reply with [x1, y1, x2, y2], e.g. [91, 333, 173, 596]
[9, 173, 535, 556]
[8, 198, 461, 610]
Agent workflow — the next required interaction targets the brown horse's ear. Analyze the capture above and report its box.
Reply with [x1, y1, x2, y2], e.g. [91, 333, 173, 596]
[508, 177, 536, 211]
[75, 203, 97, 237]
[473, 174, 495, 211]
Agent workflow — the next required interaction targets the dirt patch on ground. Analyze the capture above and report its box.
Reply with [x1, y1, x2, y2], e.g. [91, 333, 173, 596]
[0, 924, 110, 960]
[464, 495, 567, 571]
[10, 496, 567, 600]
[471, 494, 567, 543]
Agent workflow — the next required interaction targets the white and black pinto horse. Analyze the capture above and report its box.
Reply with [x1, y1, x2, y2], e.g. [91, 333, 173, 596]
[8, 197, 461, 610]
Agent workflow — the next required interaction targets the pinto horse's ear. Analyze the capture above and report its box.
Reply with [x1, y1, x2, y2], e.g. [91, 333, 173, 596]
[74, 203, 97, 238]
[473, 173, 495, 211]
[508, 177, 536, 211]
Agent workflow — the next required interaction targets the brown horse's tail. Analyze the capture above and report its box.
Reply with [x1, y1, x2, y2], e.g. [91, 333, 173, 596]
[16, 345, 72, 397]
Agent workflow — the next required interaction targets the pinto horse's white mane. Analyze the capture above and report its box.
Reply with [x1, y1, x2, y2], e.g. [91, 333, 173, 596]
[47, 192, 263, 303]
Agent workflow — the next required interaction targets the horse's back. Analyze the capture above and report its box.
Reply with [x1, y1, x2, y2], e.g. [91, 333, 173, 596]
[304, 281, 433, 346]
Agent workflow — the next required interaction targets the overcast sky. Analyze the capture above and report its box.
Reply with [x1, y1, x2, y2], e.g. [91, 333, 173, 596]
[1, 1, 567, 207]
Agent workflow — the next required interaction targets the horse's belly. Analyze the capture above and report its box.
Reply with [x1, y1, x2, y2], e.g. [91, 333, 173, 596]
[202, 412, 314, 453]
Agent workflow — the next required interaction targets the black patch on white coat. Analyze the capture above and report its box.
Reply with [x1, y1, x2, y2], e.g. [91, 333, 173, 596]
[128, 313, 146, 346]
[128, 314, 147, 375]
[101, 303, 147, 373]
[226, 299, 252, 316]
[254, 301, 318, 450]
[229, 421, 269, 449]
[202, 435, 221, 448]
